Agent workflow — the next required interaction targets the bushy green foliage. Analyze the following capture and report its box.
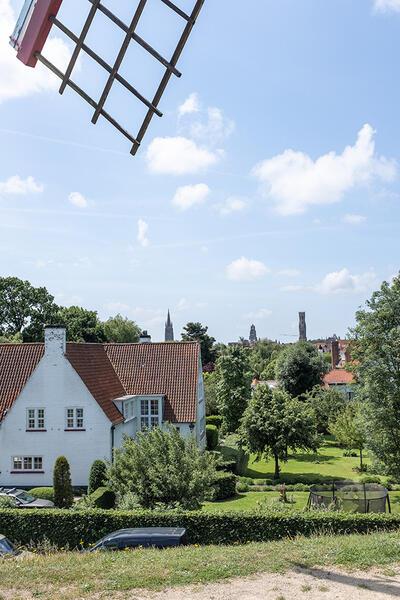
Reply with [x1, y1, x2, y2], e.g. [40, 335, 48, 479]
[240, 385, 320, 479]
[351, 274, 400, 478]
[303, 386, 347, 434]
[103, 314, 140, 343]
[0, 496, 16, 508]
[212, 472, 237, 500]
[216, 345, 251, 433]
[206, 424, 219, 450]
[216, 460, 237, 473]
[204, 373, 219, 415]
[29, 487, 54, 502]
[219, 435, 249, 475]
[57, 306, 105, 343]
[53, 456, 74, 509]
[330, 402, 367, 470]
[1, 508, 400, 548]
[89, 487, 116, 509]
[275, 342, 328, 397]
[206, 415, 223, 429]
[249, 340, 283, 380]
[181, 322, 216, 366]
[108, 426, 217, 509]
[88, 460, 107, 495]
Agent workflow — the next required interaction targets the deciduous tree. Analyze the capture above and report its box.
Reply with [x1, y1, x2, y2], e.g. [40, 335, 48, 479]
[103, 314, 141, 343]
[275, 342, 328, 397]
[216, 345, 251, 433]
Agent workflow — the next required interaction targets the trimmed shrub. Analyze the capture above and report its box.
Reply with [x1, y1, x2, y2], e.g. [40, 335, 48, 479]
[53, 456, 74, 509]
[206, 424, 219, 450]
[216, 460, 236, 473]
[236, 482, 249, 493]
[88, 460, 107, 495]
[1, 509, 400, 549]
[206, 415, 223, 429]
[219, 435, 248, 475]
[90, 487, 116, 509]
[359, 475, 382, 484]
[29, 487, 54, 502]
[212, 472, 237, 500]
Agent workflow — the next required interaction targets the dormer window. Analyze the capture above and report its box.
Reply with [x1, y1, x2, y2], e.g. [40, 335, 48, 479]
[26, 408, 45, 431]
[140, 398, 160, 431]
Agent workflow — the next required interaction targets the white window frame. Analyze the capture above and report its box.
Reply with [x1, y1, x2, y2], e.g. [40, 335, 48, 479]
[140, 398, 161, 431]
[12, 455, 43, 472]
[26, 407, 45, 430]
[65, 407, 84, 430]
[124, 399, 135, 421]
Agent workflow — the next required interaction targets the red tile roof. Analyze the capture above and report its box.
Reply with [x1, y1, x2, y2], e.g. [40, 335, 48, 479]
[324, 368, 355, 385]
[66, 344, 125, 424]
[0, 341, 200, 424]
[0, 343, 44, 422]
[105, 342, 200, 423]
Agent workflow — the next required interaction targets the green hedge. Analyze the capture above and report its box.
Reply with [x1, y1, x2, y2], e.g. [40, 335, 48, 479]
[206, 415, 223, 429]
[219, 435, 248, 476]
[29, 488, 54, 502]
[206, 424, 219, 450]
[212, 472, 237, 500]
[1, 509, 400, 548]
[90, 487, 116, 509]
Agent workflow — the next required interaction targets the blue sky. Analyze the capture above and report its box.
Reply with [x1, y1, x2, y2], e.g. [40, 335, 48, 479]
[1, 0, 400, 343]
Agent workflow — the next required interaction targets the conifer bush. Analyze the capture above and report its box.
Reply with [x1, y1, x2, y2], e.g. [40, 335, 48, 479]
[206, 424, 219, 450]
[53, 456, 74, 508]
[88, 460, 107, 495]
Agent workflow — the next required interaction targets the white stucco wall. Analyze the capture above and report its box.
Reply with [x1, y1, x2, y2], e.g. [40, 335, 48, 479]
[0, 331, 112, 487]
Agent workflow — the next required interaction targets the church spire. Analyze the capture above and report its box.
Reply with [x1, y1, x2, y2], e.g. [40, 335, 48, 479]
[165, 309, 174, 342]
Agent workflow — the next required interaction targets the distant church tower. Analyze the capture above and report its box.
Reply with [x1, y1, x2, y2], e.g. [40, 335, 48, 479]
[299, 312, 307, 341]
[165, 310, 174, 342]
[249, 324, 257, 345]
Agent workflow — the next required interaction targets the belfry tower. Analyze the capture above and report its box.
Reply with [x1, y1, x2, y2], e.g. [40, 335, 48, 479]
[165, 310, 174, 342]
[299, 312, 307, 341]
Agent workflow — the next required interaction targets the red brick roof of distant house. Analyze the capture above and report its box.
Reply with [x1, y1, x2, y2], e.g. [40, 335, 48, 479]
[323, 368, 356, 386]
[0, 341, 200, 424]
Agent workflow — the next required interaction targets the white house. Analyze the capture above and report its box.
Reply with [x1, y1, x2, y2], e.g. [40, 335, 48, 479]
[0, 326, 206, 487]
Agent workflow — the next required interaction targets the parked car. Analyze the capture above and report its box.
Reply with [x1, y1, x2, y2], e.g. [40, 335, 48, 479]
[89, 527, 187, 551]
[0, 535, 18, 557]
[0, 488, 54, 508]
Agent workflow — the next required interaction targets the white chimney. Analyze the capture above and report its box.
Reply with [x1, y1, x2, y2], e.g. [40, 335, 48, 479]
[44, 325, 66, 357]
[139, 330, 151, 344]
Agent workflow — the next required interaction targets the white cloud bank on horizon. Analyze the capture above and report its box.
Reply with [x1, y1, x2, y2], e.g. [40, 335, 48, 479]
[226, 257, 269, 282]
[282, 267, 376, 294]
[0, 0, 75, 103]
[252, 124, 396, 216]
[374, 0, 400, 12]
[0, 175, 43, 195]
[172, 183, 210, 211]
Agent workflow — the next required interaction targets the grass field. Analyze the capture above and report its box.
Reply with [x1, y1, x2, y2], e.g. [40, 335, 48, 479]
[1, 532, 400, 599]
[245, 437, 366, 482]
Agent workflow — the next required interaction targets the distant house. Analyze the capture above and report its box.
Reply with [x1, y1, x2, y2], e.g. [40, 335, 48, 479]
[0, 326, 205, 487]
[323, 339, 356, 400]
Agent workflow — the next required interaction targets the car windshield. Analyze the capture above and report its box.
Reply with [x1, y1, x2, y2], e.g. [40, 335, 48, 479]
[15, 491, 35, 504]
[0, 538, 14, 553]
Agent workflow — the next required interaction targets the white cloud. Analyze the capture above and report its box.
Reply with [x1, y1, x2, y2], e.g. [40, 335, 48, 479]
[343, 213, 367, 225]
[0, 0, 75, 103]
[374, 0, 400, 11]
[137, 219, 149, 247]
[146, 136, 220, 175]
[252, 124, 397, 216]
[245, 308, 273, 319]
[0, 175, 43, 195]
[216, 196, 247, 216]
[172, 183, 210, 211]
[316, 268, 376, 294]
[178, 92, 200, 116]
[68, 192, 88, 208]
[226, 257, 269, 282]
[189, 107, 235, 146]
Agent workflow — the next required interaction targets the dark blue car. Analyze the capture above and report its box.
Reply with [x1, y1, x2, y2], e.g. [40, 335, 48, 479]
[89, 527, 187, 551]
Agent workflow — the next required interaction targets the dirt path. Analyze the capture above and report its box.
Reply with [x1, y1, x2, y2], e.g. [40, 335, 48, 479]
[136, 566, 400, 599]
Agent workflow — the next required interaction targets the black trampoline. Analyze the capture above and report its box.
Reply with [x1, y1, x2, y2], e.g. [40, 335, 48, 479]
[307, 481, 391, 513]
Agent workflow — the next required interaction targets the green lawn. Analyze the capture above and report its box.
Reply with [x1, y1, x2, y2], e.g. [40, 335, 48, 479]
[1, 532, 400, 599]
[245, 437, 366, 482]
[203, 491, 400, 513]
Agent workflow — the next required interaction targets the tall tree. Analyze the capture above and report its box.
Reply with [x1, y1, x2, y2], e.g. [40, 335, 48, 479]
[330, 402, 366, 470]
[203, 371, 219, 415]
[351, 274, 400, 477]
[275, 341, 328, 397]
[240, 385, 320, 479]
[249, 339, 283, 380]
[216, 345, 251, 433]
[0, 276, 58, 341]
[303, 386, 347, 434]
[103, 314, 141, 343]
[181, 322, 216, 367]
[57, 306, 105, 343]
